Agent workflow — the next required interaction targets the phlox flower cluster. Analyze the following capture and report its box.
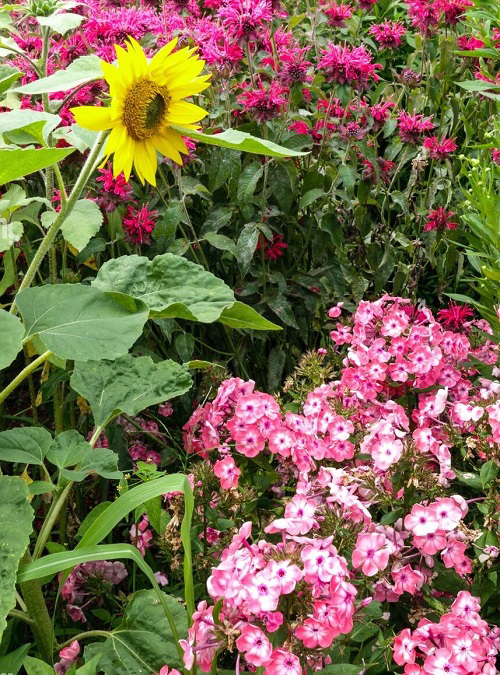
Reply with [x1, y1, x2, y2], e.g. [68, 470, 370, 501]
[182, 297, 499, 672]
[393, 592, 499, 673]
[61, 561, 128, 623]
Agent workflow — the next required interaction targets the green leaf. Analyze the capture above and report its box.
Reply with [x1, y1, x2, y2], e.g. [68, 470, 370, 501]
[76, 653, 101, 674]
[17, 284, 149, 361]
[29, 481, 55, 495]
[0, 220, 24, 252]
[37, 12, 85, 35]
[70, 354, 193, 428]
[236, 224, 259, 273]
[204, 231, 237, 256]
[42, 199, 103, 252]
[299, 188, 324, 209]
[0, 69, 22, 98]
[455, 470, 482, 490]
[92, 253, 235, 322]
[0, 110, 61, 145]
[47, 429, 91, 468]
[350, 621, 379, 642]
[61, 448, 122, 482]
[0, 644, 31, 675]
[76, 502, 111, 540]
[0, 147, 74, 185]
[13, 55, 103, 95]
[339, 163, 357, 191]
[173, 126, 308, 157]
[24, 656, 55, 675]
[237, 162, 263, 204]
[90, 590, 188, 674]
[219, 301, 280, 330]
[480, 460, 499, 488]
[0, 427, 52, 465]
[0, 309, 23, 370]
[0, 476, 34, 640]
[74, 475, 195, 617]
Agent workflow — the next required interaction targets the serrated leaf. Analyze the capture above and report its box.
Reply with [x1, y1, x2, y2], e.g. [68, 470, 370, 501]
[70, 354, 193, 428]
[236, 225, 259, 273]
[43, 199, 103, 252]
[47, 429, 93, 469]
[237, 162, 263, 204]
[204, 231, 237, 255]
[17, 284, 149, 361]
[0, 309, 23, 369]
[0, 147, 74, 185]
[61, 447, 121, 482]
[0, 427, 53, 465]
[0, 476, 34, 640]
[299, 188, 324, 209]
[173, 126, 308, 157]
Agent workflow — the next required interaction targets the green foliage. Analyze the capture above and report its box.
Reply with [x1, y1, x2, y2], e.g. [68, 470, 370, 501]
[70, 354, 193, 428]
[0, 476, 34, 640]
[87, 590, 188, 674]
[17, 284, 150, 360]
[0, 310, 23, 369]
[13, 54, 103, 94]
[0, 147, 74, 184]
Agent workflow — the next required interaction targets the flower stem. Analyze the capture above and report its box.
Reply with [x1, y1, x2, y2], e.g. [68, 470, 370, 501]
[19, 550, 54, 664]
[33, 481, 73, 560]
[0, 351, 52, 407]
[56, 630, 110, 650]
[10, 131, 109, 315]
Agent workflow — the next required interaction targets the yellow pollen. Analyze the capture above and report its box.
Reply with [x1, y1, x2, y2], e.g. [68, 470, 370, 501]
[121, 79, 170, 141]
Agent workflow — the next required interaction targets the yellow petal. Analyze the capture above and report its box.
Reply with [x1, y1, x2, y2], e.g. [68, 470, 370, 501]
[166, 100, 207, 124]
[149, 37, 178, 73]
[71, 105, 113, 131]
[113, 134, 134, 180]
[125, 37, 149, 77]
[105, 123, 127, 155]
[153, 130, 186, 164]
[168, 75, 211, 99]
[133, 141, 157, 186]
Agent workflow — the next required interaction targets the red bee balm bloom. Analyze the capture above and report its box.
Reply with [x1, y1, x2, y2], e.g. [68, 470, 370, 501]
[318, 43, 381, 89]
[256, 233, 288, 260]
[424, 207, 458, 232]
[423, 136, 457, 160]
[369, 20, 407, 48]
[237, 80, 288, 122]
[437, 301, 474, 331]
[122, 204, 158, 245]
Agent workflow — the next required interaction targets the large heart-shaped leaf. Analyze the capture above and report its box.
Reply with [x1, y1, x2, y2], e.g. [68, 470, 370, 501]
[0, 476, 34, 640]
[88, 590, 188, 674]
[70, 354, 193, 428]
[17, 284, 149, 361]
[0, 147, 74, 185]
[92, 253, 235, 321]
[0, 427, 53, 465]
[92, 253, 279, 330]
[0, 309, 23, 370]
[13, 55, 103, 95]
[46, 429, 121, 481]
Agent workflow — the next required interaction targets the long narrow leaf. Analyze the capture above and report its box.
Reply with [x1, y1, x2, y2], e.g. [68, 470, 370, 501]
[76, 475, 195, 618]
[17, 544, 184, 658]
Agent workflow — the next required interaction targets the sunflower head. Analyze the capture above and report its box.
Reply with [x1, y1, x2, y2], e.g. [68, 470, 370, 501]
[71, 37, 211, 186]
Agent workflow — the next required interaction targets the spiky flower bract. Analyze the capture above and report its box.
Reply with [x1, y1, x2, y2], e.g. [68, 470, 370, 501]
[71, 37, 210, 185]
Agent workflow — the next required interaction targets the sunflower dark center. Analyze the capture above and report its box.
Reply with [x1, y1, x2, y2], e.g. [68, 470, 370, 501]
[122, 79, 170, 141]
[145, 93, 166, 129]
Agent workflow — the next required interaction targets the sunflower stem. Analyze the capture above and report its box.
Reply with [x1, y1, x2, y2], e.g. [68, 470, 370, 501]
[10, 131, 109, 315]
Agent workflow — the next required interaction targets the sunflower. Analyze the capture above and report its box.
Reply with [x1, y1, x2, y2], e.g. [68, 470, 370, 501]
[71, 37, 210, 185]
